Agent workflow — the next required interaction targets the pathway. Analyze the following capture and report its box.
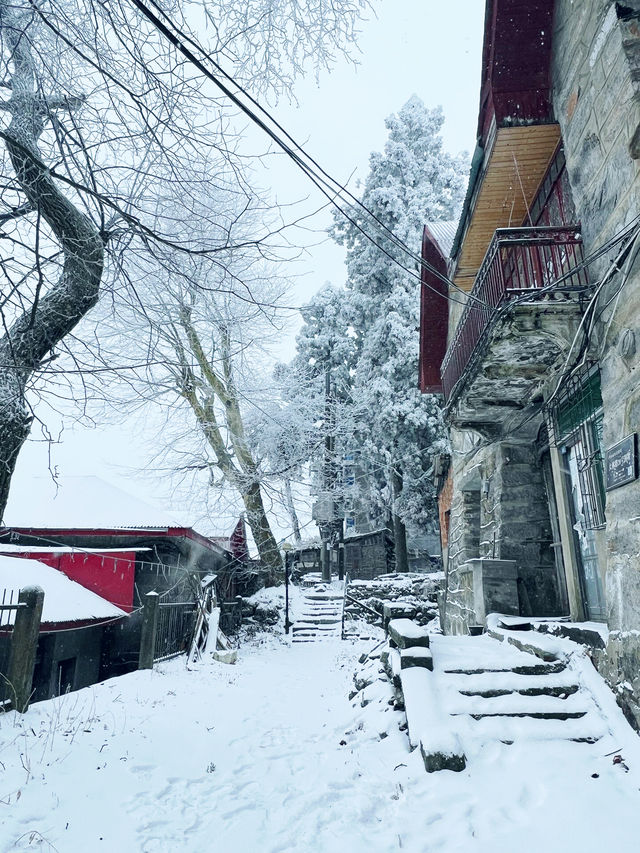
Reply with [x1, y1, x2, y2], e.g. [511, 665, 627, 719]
[1, 637, 640, 852]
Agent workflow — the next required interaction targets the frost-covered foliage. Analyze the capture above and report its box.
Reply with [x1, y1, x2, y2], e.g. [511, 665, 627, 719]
[326, 97, 467, 538]
[91, 177, 301, 575]
[274, 284, 372, 526]
[0, 0, 375, 520]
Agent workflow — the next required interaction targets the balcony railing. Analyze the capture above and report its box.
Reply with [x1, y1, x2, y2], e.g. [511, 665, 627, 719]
[441, 227, 589, 404]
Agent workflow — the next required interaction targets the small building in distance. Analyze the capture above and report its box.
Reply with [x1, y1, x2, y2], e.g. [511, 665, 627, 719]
[1, 476, 231, 675]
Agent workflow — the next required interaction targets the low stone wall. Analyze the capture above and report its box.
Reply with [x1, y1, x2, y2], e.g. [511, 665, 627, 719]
[596, 633, 640, 731]
[346, 573, 441, 628]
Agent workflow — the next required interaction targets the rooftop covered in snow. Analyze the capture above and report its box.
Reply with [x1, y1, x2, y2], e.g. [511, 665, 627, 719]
[0, 555, 127, 625]
[4, 476, 185, 531]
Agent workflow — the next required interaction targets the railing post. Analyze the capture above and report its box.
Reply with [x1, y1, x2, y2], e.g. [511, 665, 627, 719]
[138, 591, 159, 670]
[7, 586, 44, 713]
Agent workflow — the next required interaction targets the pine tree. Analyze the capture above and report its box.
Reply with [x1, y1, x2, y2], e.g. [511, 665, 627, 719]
[329, 96, 468, 568]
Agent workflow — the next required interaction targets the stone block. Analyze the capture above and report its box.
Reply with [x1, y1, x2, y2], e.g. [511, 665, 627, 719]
[460, 559, 519, 624]
[419, 740, 466, 774]
[382, 601, 417, 629]
[400, 647, 433, 671]
[387, 618, 430, 649]
[212, 650, 237, 665]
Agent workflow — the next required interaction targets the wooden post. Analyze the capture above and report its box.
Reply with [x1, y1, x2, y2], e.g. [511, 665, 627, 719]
[138, 591, 159, 670]
[7, 586, 44, 713]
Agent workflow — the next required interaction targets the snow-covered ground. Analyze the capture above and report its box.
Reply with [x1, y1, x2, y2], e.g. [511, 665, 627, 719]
[1, 631, 639, 852]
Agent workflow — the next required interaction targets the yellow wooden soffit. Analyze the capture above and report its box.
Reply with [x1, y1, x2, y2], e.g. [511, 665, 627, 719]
[452, 123, 562, 293]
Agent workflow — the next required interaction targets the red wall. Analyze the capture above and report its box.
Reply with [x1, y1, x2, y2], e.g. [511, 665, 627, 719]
[419, 226, 449, 394]
[477, 0, 555, 141]
[11, 551, 136, 613]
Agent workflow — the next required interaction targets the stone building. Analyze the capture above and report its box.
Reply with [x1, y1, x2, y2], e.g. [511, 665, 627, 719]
[420, 0, 640, 725]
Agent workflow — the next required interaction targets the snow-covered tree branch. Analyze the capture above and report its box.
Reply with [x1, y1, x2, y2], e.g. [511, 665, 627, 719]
[0, 0, 375, 520]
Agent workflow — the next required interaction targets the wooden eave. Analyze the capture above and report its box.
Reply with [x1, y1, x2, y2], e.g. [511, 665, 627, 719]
[452, 123, 561, 293]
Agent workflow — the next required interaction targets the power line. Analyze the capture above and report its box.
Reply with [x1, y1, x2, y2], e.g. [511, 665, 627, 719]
[122, 0, 484, 309]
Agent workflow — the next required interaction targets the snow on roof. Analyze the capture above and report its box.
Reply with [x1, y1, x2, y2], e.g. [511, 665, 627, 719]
[0, 545, 151, 554]
[344, 527, 391, 542]
[4, 475, 187, 531]
[425, 220, 457, 259]
[0, 555, 126, 624]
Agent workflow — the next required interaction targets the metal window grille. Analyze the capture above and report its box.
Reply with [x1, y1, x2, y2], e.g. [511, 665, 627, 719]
[529, 146, 577, 228]
[545, 365, 606, 530]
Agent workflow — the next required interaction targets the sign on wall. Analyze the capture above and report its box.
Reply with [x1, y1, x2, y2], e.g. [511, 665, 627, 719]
[605, 434, 638, 491]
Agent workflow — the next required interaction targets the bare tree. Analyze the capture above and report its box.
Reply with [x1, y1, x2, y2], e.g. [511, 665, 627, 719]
[0, 0, 373, 521]
[89, 179, 299, 577]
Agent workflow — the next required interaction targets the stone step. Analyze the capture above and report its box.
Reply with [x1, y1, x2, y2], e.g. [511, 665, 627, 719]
[461, 712, 605, 743]
[450, 669, 578, 694]
[459, 684, 579, 698]
[292, 634, 340, 642]
[301, 605, 342, 612]
[293, 628, 341, 637]
[292, 624, 341, 633]
[448, 684, 590, 718]
[304, 591, 344, 599]
[294, 616, 341, 624]
[444, 661, 566, 676]
[464, 711, 587, 721]
[297, 616, 342, 625]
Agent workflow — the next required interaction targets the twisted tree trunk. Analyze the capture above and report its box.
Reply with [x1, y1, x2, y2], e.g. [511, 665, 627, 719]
[177, 315, 282, 582]
[0, 1, 104, 519]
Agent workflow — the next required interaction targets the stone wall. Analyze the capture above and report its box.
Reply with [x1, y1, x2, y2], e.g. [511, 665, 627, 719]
[442, 434, 484, 634]
[443, 430, 563, 635]
[487, 442, 562, 616]
[552, 0, 640, 726]
[553, 1, 640, 262]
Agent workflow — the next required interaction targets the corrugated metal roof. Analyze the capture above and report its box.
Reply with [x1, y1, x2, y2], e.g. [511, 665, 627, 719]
[425, 220, 458, 260]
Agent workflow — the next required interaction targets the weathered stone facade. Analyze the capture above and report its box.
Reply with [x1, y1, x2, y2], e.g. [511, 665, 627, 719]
[443, 432, 564, 635]
[551, 0, 640, 726]
[433, 0, 640, 727]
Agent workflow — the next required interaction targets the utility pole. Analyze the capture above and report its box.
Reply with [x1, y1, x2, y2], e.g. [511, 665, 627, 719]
[320, 363, 332, 583]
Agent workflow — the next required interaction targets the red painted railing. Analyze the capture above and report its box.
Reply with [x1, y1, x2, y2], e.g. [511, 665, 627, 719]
[441, 227, 588, 403]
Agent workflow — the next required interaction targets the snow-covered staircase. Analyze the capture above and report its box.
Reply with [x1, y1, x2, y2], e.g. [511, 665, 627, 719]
[380, 628, 621, 773]
[430, 636, 608, 745]
[291, 579, 344, 643]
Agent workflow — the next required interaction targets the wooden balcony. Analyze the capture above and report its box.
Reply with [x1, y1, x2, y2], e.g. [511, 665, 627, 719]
[442, 227, 589, 406]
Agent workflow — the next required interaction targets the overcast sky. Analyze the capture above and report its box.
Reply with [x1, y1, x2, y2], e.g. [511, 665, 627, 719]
[11, 1, 485, 537]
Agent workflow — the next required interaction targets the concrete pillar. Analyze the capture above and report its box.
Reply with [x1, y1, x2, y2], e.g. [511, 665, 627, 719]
[459, 559, 519, 625]
[7, 586, 44, 713]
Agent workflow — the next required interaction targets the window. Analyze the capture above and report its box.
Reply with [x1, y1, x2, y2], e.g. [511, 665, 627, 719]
[528, 146, 577, 228]
[547, 368, 606, 530]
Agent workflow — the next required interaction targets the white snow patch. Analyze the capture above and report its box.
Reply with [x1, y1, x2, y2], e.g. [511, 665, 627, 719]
[0, 555, 126, 623]
[0, 632, 639, 852]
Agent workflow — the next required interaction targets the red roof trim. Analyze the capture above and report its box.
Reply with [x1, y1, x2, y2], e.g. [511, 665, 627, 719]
[7, 527, 230, 556]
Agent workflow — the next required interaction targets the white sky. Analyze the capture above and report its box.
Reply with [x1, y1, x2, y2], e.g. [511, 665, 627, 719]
[11, 0, 485, 538]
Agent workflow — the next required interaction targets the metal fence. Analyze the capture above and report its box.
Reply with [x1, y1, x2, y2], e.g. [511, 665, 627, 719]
[0, 589, 26, 708]
[441, 226, 588, 403]
[153, 600, 198, 662]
